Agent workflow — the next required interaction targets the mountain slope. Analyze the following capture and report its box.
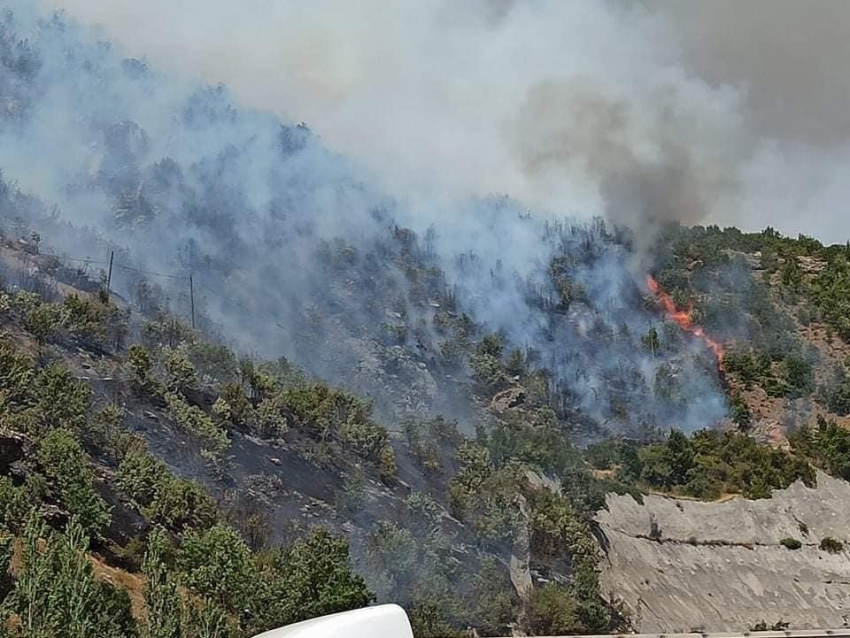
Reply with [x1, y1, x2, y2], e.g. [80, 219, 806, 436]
[2, 3, 850, 638]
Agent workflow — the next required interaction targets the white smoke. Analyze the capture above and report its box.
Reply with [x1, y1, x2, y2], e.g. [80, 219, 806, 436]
[21, 0, 725, 230]
[34, 0, 850, 242]
[6, 0, 845, 433]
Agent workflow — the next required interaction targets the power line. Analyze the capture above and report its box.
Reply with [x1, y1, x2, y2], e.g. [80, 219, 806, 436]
[23, 249, 188, 281]
[17, 248, 199, 326]
[191, 277, 291, 334]
[21, 248, 292, 337]
[43, 255, 109, 265]
[113, 263, 188, 280]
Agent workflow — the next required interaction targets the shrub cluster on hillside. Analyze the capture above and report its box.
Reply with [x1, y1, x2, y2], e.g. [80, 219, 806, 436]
[0, 275, 626, 637]
[0, 290, 377, 637]
[588, 429, 815, 500]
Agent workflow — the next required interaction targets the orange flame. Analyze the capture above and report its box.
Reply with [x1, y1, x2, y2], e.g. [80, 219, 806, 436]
[646, 274, 725, 371]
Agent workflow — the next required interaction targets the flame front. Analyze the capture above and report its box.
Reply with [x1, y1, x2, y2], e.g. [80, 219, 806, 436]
[646, 274, 725, 371]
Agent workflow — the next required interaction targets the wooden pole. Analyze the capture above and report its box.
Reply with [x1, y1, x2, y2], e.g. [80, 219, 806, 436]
[106, 250, 114, 299]
[189, 274, 195, 329]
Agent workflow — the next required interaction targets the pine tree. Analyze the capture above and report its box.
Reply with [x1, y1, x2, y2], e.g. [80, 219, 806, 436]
[143, 528, 182, 638]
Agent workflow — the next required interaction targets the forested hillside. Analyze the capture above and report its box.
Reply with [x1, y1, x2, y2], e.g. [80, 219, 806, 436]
[3, 4, 850, 638]
[3, 201, 850, 636]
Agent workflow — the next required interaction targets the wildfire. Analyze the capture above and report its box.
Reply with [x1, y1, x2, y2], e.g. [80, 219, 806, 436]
[645, 274, 725, 371]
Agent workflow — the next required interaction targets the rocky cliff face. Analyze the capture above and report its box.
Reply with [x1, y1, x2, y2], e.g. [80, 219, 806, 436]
[597, 472, 850, 632]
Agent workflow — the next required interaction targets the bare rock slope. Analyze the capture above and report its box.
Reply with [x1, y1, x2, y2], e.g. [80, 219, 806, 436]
[597, 472, 850, 632]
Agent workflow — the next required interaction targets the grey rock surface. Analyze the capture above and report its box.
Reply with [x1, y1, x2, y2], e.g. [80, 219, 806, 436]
[597, 471, 850, 632]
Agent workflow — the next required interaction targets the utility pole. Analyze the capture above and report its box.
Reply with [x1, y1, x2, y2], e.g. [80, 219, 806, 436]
[189, 274, 195, 329]
[106, 250, 114, 300]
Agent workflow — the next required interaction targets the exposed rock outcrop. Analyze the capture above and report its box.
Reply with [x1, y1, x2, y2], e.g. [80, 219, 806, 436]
[510, 493, 534, 603]
[491, 386, 526, 413]
[597, 472, 850, 632]
[0, 428, 26, 475]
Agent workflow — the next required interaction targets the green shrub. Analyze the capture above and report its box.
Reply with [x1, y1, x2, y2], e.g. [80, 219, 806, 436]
[258, 356, 306, 390]
[217, 381, 253, 425]
[0, 534, 12, 608]
[189, 340, 238, 383]
[142, 316, 195, 349]
[489, 410, 580, 477]
[809, 257, 850, 341]
[818, 359, 850, 416]
[179, 523, 256, 614]
[789, 417, 850, 481]
[407, 602, 464, 638]
[32, 363, 91, 434]
[585, 439, 621, 470]
[0, 476, 35, 533]
[126, 344, 154, 391]
[335, 472, 367, 513]
[751, 620, 791, 632]
[780, 537, 802, 550]
[6, 514, 138, 638]
[364, 520, 418, 598]
[526, 584, 580, 636]
[448, 442, 493, 517]
[469, 353, 506, 390]
[165, 392, 228, 459]
[477, 333, 504, 358]
[251, 528, 374, 632]
[379, 445, 397, 483]
[164, 348, 199, 394]
[403, 416, 459, 475]
[404, 492, 441, 529]
[438, 339, 465, 368]
[24, 302, 64, 344]
[117, 450, 170, 508]
[142, 528, 182, 638]
[339, 419, 390, 463]
[63, 293, 120, 350]
[530, 490, 594, 561]
[781, 353, 815, 397]
[504, 348, 526, 378]
[464, 557, 516, 636]
[280, 383, 372, 441]
[0, 338, 34, 409]
[633, 428, 814, 499]
[730, 393, 752, 429]
[147, 475, 218, 534]
[181, 598, 232, 638]
[37, 429, 111, 538]
[254, 392, 290, 438]
[8, 290, 42, 316]
[117, 447, 217, 533]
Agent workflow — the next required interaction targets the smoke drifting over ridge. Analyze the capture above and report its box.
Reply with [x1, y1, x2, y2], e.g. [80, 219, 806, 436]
[4, 0, 842, 436]
[35, 0, 850, 241]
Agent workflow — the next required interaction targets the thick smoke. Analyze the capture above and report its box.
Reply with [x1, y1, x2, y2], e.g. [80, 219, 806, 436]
[28, 0, 746, 230]
[0, 1, 745, 433]
[653, 0, 850, 147]
[36, 0, 850, 242]
[649, 0, 850, 241]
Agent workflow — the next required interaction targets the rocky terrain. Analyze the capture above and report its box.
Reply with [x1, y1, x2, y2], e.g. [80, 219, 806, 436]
[599, 472, 850, 632]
